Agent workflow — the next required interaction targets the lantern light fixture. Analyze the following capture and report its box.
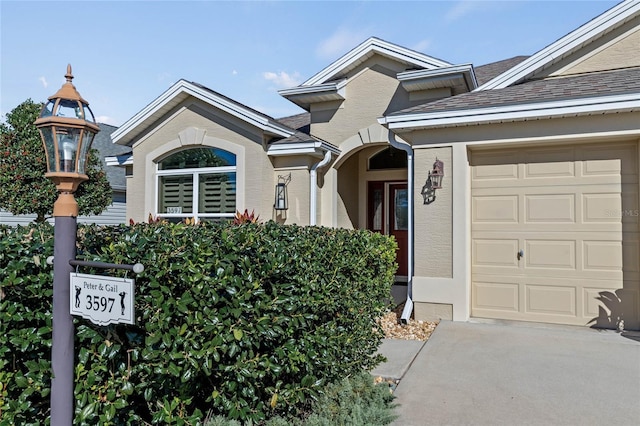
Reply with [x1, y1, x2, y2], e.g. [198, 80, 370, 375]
[34, 64, 100, 200]
[274, 173, 291, 211]
[421, 158, 445, 205]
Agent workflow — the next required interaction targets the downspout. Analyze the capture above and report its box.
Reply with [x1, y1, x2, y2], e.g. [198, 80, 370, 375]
[310, 150, 332, 226]
[388, 131, 414, 324]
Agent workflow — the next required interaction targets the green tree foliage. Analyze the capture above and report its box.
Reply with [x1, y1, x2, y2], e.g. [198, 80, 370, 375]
[0, 99, 112, 222]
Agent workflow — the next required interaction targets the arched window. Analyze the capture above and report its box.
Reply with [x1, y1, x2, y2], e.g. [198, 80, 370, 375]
[157, 147, 236, 222]
[368, 146, 407, 170]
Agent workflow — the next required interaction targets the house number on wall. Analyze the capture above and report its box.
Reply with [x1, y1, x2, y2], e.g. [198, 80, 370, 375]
[70, 273, 135, 325]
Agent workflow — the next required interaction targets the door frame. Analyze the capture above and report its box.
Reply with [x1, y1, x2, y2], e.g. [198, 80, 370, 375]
[367, 180, 409, 280]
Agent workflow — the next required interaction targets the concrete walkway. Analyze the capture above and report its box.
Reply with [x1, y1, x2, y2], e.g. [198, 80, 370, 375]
[377, 320, 640, 426]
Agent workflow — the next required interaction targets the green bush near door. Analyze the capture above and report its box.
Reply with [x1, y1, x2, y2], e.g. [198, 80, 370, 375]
[0, 221, 397, 424]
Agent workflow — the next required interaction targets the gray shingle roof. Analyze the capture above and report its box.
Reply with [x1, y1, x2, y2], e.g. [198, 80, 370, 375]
[93, 123, 130, 189]
[474, 56, 529, 86]
[273, 112, 339, 149]
[389, 67, 640, 117]
[277, 112, 310, 133]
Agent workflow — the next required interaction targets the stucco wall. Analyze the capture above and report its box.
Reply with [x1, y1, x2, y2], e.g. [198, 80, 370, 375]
[310, 55, 413, 146]
[562, 27, 640, 75]
[545, 15, 640, 77]
[126, 100, 274, 223]
[413, 147, 453, 278]
[336, 152, 359, 229]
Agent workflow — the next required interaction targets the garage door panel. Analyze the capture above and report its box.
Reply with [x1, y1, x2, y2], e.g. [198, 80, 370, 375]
[472, 195, 518, 223]
[473, 239, 519, 268]
[524, 149, 575, 178]
[471, 142, 639, 328]
[526, 284, 576, 316]
[584, 286, 640, 330]
[525, 240, 576, 270]
[525, 194, 575, 223]
[583, 241, 623, 271]
[583, 193, 622, 222]
[472, 280, 519, 312]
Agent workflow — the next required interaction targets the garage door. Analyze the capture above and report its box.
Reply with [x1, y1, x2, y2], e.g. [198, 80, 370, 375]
[471, 143, 640, 329]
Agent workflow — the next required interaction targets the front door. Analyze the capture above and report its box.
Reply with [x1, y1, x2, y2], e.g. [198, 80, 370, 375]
[368, 182, 409, 278]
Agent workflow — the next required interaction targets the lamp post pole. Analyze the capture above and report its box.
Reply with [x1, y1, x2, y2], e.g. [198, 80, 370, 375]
[35, 65, 100, 425]
[51, 198, 79, 424]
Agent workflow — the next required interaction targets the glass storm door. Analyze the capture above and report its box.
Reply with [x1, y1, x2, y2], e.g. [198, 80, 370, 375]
[368, 182, 409, 278]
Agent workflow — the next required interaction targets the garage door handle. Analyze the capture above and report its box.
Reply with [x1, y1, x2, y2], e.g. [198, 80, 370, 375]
[517, 249, 524, 260]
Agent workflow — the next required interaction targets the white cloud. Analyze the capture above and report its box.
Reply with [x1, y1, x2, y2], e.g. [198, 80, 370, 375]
[263, 71, 302, 89]
[39, 76, 48, 88]
[445, 1, 481, 23]
[96, 115, 118, 125]
[316, 27, 370, 60]
[411, 39, 432, 53]
[232, 70, 238, 76]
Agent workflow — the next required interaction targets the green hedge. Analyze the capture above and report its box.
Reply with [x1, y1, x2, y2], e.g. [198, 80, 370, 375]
[0, 221, 397, 424]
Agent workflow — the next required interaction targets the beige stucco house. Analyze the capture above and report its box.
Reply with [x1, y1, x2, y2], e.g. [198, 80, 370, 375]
[111, 0, 640, 330]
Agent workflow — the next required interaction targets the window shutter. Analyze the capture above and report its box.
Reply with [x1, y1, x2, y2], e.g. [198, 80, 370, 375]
[199, 173, 236, 214]
[159, 176, 193, 214]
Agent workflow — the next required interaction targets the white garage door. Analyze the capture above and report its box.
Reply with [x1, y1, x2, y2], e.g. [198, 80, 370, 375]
[471, 143, 640, 329]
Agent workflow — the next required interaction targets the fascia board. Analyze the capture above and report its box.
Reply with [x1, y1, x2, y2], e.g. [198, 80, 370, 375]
[380, 93, 640, 129]
[268, 141, 341, 157]
[179, 84, 294, 138]
[398, 64, 478, 90]
[105, 153, 133, 167]
[397, 64, 474, 81]
[112, 80, 294, 146]
[478, 0, 640, 91]
[112, 79, 188, 145]
[278, 81, 345, 97]
[303, 37, 451, 87]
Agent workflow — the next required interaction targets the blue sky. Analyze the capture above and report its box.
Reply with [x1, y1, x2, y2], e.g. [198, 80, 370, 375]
[1, 0, 621, 126]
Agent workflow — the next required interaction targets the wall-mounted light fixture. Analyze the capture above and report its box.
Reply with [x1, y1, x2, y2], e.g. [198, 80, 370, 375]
[274, 173, 291, 210]
[421, 158, 444, 205]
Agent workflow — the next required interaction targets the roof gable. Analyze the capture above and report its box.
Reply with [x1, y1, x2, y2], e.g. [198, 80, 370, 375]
[478, 0, 640, 90]
[112, 79, 294, 147]
[303, 37, 452, 87]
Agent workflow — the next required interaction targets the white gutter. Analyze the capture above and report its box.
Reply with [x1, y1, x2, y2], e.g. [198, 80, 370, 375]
[382, 93, 640, 130]
[309, 150, 332, 226]
[388, 131, 414, 324]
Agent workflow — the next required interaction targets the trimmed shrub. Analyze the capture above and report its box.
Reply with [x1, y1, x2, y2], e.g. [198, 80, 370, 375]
[0, 224, 54, 423]
[204, 371, 398, 425]
[1, 221, 397, 424]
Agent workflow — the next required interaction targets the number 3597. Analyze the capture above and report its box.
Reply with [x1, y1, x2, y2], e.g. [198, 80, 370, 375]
[86, 295, 115, 312]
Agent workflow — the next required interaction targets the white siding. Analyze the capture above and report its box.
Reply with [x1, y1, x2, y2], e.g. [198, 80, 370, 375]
[0, 192, 127, 226]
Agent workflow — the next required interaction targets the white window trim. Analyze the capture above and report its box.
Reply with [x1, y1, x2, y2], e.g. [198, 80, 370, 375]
[155, 160, 237, 223]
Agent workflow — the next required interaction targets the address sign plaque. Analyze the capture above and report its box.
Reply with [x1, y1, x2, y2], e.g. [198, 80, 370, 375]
[70, 273, 135, 325]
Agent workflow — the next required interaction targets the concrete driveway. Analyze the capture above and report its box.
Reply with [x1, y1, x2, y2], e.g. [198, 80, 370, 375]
[390, 320, 640, 426]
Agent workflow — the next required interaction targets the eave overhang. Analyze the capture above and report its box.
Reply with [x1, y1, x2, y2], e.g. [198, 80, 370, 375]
[105, 153, 133, 167]
[267, 140, 341, 158]
[398, 64, 478, 93]
[278, 80, 347, 111]
[379, 93, 640, 132]
[112, 80, 295, 147]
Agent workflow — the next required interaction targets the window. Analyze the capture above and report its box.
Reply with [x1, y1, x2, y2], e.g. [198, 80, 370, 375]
[368, 146, 407, 170]
[157, 147, 236, 222]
